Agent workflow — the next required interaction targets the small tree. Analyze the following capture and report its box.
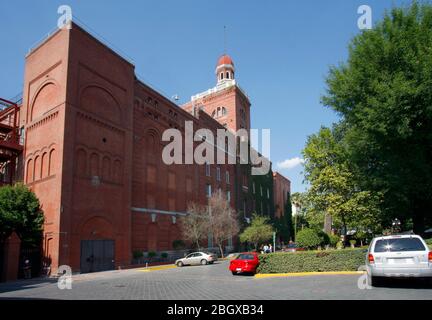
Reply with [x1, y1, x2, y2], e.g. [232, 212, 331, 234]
[240, 214, 274, 251]
[0, 183, 44, 245]
[181, 202, 208, 250]
[296, 228, 321, 250]
[207, 191, 239, 258]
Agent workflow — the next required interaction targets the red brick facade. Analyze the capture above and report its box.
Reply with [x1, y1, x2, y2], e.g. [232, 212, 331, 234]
[273, 172, 291, 218]
[15, 23, 290, 274]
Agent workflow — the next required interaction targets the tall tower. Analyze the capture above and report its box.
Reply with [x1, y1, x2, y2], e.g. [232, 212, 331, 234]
[182, 54, 251, 133]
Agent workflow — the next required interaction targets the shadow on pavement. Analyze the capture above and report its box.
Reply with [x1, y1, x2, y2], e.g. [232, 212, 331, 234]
[375, 278, 432, 289]
[0, 278, 58, 294]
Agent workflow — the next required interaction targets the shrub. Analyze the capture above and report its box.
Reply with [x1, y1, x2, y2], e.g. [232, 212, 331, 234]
[349, 239, 357, 247]
[132, 250, 144, 260]
[425, 238, 432, 246]
[172, 240, 186, 250]
[318, 231, 330, 246]
[161, 252, 168, 259]
[257, 249, 365, 273]
[296, 228, 321, 250]
[147, 251, 157, 258]
[329, 234, 340, 247]
[336, 241, 344, 249]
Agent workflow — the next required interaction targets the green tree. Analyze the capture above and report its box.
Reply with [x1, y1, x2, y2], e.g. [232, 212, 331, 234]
[240, 214, 274, 251]
[322, 2, 432, 234]
[284, 192, 294, 241]
[0, 184, 44, 245]
[303, 126, 382, 236]
[295, 228, 321, 250]
[272, 192, 294, 242]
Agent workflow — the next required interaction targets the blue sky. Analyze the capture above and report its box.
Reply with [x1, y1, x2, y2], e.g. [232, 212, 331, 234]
[0, 0, 410, 192]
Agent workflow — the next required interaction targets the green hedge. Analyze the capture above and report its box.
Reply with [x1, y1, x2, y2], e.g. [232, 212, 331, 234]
[257, 249, 365, 273]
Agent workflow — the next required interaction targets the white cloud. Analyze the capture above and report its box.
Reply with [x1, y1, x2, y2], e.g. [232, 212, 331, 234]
[277, 157, 304, 170]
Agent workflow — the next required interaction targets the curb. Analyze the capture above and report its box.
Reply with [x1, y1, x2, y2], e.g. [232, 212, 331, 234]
[138, 265, 177, 272]
[254, 271, 365, 279]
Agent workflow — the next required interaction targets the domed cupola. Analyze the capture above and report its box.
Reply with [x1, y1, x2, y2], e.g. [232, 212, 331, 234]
[216, 54, 235, 84]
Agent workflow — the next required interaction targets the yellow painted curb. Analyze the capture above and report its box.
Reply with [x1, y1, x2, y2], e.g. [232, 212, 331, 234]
[138, 265, 177, 272]
[255, 271, 365, 279]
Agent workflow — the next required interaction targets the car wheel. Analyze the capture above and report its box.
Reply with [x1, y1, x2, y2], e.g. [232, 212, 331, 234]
[177, 261, 184, 267]
[200, 259, 208, 265]
[209, 261, 214, 264]
[369, 275, 381, 287]
[231, 271, 237, 276]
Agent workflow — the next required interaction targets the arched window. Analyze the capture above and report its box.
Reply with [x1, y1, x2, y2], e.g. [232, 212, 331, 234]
[226, 72, 230, 79]
[48, 149, 57, 176]
[34, 156, 41, 181]
[90, 153, 99, 177]
[222, 107, 227, 116]
[220, 73, 224, 80]
[26, 159, 34, 183]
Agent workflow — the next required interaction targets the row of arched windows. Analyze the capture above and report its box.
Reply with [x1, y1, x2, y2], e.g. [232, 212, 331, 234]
[211, 107, 227, 119]
[75, 148, 123, 184]
[26, 148, 57, 183]
[219, 71, 234, 81]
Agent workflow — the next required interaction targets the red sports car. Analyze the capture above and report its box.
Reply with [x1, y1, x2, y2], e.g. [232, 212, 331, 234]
[229, 252, 259, 275]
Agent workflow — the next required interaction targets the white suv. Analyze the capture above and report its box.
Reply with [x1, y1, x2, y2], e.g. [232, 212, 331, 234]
[366, 234, 432, 286]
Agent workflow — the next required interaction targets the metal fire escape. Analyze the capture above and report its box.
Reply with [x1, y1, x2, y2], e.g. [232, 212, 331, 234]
[0, 97, 23, 186]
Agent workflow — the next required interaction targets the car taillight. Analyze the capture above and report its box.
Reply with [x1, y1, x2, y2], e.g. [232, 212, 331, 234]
[368, 254, 375, 264]
[428, 252, 432, 262]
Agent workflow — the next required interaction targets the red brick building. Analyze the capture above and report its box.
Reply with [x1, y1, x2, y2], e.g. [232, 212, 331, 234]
[3, 22, 291, 274]
[273, 172, 291, 219]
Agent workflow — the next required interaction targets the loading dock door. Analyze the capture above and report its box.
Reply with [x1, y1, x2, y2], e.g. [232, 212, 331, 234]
[80, 240, 115, 273]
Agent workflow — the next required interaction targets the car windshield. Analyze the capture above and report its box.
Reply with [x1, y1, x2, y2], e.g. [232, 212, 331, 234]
[236, 254, 255, 260]
[374, 238, 426, 252]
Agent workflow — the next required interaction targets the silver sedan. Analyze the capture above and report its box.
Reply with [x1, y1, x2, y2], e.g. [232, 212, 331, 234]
[366, 234, 432, 286]
[175, 252, 218, 267]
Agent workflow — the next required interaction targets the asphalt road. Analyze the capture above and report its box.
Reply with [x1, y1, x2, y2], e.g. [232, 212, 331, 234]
[0, 260, 431, 300]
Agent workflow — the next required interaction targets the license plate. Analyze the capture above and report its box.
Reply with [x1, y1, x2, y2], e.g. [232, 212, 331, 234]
[388, 258, 413, 264]
[236, 268, 242, 271]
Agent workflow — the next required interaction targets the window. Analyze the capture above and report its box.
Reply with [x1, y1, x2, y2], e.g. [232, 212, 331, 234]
[252, 182, 255, 194]
[222, 107, 227, 116]
[216, 167, 221, 181]
[227, 191, 231, 202]
[206, 163, 211, 176]
[267, 188, 270, 199]
[226, 171, 230, 184]
[220, 73, 224, 80]
[206, 184, 212, 198]
[260, 185, 263, 196]
[226, 72, 230, 79]
[374, 238, 426, 252]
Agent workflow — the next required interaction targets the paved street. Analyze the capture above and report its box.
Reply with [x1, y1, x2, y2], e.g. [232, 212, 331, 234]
[0, 260, 431, 300]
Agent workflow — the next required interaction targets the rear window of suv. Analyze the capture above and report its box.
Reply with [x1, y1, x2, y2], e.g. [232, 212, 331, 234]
[374, 238, 426, 252]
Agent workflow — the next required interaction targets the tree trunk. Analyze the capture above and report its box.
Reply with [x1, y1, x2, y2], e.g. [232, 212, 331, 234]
[218, 244, 224, 258]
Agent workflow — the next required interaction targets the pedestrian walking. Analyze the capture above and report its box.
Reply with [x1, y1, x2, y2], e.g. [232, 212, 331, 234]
[23, 258, 32, 279]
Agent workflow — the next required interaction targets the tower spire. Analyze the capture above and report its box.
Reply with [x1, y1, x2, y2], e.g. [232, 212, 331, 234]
[224, 25, 227, 55]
